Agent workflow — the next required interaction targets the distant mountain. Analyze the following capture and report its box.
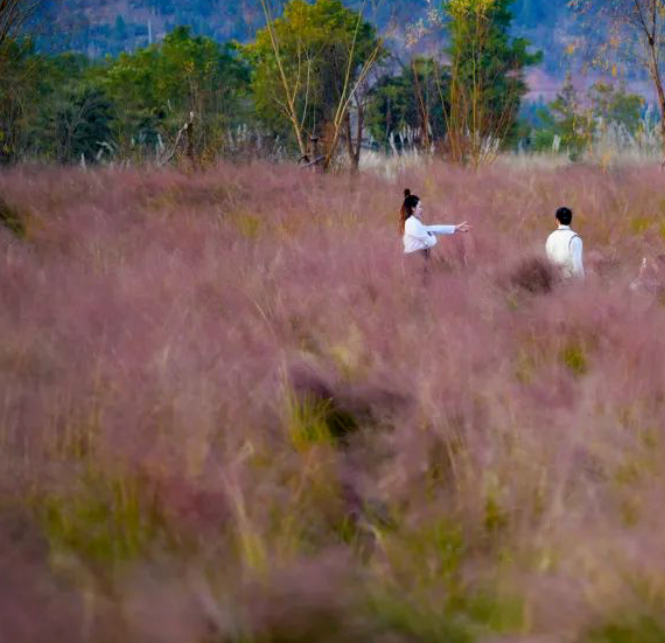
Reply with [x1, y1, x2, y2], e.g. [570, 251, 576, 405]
[41, 0, 579, 99]
[46, 0, 570, 59]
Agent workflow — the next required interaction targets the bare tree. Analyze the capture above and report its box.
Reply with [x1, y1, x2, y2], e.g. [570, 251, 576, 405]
[570, 0, 665, 154]
[257, 0, 310, 158]
[157, 112, 196, 168]
[344, 93, 366, 173]
[412, 59, 432, 151]
[319, 8, 383, 171]
[0, 0, 43, 54]
[344, 71, 378, 173]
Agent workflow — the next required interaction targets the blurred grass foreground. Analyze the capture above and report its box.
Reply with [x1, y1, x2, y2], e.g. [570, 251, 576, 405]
[3, 160, 665, 643]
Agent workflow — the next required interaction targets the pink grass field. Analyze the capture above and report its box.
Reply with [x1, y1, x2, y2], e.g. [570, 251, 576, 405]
[2, 161, 665, 643]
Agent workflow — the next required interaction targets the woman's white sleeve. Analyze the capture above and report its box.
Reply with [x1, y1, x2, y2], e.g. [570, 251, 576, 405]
[419, 228, 437, 248]
[426, 225, 456, 236]
[408, 219, 438, 248]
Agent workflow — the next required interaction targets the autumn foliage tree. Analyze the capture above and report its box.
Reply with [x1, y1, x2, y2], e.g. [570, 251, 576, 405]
[569, 0, 665, 154]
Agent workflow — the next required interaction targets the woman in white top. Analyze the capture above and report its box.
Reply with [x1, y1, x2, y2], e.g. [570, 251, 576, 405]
[401, 189, 471, 259]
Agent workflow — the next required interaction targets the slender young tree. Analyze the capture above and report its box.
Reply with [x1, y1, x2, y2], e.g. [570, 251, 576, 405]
[366, 57, 451, 152]
[442, 0, 541, 166]
[243, 0, 384, 169]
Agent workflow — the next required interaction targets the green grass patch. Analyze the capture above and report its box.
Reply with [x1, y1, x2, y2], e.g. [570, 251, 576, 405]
[285, 392, 336, 451]
[237, 212, 262, 239]
[630, 216, 654, 235]
[368, 591, 475, 643]
[0, 195, 28, 238]
[560, 341, 588, 376]
[284, 389, 358, 451]
[585, 615, 665, 643]
[36, 468, 167, 569]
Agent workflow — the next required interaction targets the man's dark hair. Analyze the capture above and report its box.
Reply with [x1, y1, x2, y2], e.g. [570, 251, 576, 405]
[556, 207, 573, 226]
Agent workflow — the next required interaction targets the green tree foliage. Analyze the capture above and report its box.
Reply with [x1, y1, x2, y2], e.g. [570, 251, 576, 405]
[0, 43, 103, 164]
[240, 0, 383, 155]
[444, 0, 542, 163]
[366, 57, 451, 151]
[54, 86, 115, 164]
[1, 26, 249, 164]
[0, 39, 40, 164]
[528, 75, 645, 158]
[570, 0, 665, 153]
[2, 1, 555, 166]
[97, 26, 250, 158]
[541, 72, 590, 157]
[588, 82, 645, 135]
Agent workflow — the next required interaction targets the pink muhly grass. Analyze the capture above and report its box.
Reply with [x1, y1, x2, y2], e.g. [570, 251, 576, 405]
[1, 161, 665, 641]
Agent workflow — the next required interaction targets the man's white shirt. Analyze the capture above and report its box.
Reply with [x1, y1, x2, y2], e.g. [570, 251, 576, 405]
[403, 216, 456, 254]
[546, 225, 585, 279]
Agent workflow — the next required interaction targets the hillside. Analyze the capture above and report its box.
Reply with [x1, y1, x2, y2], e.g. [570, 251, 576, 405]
[47, 0, 571, 72]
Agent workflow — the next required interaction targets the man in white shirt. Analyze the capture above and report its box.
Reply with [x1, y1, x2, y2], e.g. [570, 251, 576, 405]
[545, 207, 585, 280]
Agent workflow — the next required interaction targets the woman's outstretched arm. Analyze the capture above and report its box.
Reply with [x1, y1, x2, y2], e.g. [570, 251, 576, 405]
[426, 224, 456, 235]
[426, 221, 471, 235]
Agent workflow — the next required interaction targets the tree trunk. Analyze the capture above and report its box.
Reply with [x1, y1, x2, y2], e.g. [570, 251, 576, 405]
[353, 101, 364, 172]
[647, 44, 665, 156]
[654, 73, 665, 156]
[659, 96, 665, 158]
[345, 103, 364, 173]
[292, 117, 308, 158]
[185, 119, 196, 168]
[345, 112, 354, 165]
[412, 61, 430, 151]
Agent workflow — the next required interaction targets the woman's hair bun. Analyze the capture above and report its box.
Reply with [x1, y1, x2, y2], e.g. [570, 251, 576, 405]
[404, 189, 411, 198]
